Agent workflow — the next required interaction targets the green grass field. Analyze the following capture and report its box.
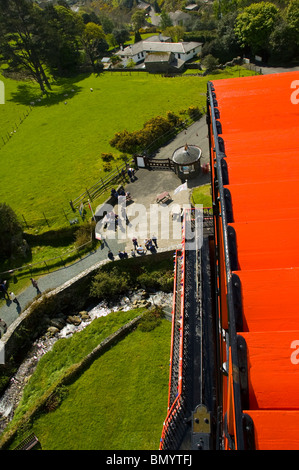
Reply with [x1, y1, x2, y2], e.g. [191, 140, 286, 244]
[31, 320, 171, 450]
[6, 308, 171, 450]
[191, 183, 213, 207]
[0, 66, 256, 229]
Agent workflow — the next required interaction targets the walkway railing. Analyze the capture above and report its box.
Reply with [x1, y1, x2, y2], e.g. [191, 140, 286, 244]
[159, 212, 187, 449]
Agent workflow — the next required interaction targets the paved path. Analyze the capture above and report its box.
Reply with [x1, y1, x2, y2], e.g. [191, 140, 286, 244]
[0, 237, 126, 331]
[259, 65, 299, 75]
[0, 116, 210, 333]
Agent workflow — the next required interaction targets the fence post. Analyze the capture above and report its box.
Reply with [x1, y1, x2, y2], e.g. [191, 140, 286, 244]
[22, 214, 29, 229]
[43, 212, 49, 227]
[86, 188, 92, 201]
[62, 208, 69, 222]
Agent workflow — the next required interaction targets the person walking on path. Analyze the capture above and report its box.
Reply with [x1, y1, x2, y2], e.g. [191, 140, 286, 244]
[0, 281, 9, 300]
[30, 278, 41, 294]
[10, 292, 20, 309]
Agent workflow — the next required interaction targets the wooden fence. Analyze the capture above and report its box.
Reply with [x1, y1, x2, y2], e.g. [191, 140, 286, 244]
[70, 160, 133, 211]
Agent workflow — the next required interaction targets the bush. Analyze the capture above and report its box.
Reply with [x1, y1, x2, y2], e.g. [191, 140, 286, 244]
[187, 105, 202, 121]
[101, 153, 114, 162]
[137, 269, 173, 292]
[90, 267, 130, 300]
[0, 203, 25, 261]
[138, 306, 165, 332]
[202, 54, 219, 72]
[109, 112, 182, 154]
[44, 386, 69, 413]
[74, 222, 95, 249]
[103, 162, 112, 172]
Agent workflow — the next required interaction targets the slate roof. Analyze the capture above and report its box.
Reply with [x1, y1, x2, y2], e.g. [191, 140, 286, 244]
[118, 37, 202, 58]
[172, 144, 201, 164]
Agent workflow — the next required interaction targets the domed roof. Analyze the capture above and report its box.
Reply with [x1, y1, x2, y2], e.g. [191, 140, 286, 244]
[172, 144, 201, 165]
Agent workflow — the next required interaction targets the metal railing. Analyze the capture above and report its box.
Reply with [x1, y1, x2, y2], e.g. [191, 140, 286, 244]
[160, 213, 187, 450]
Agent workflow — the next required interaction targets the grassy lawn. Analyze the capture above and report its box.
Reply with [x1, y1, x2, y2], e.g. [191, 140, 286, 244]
[0, 66, 255, 228]
[191, 183, 212, 207]
[6, 309, 171, 450]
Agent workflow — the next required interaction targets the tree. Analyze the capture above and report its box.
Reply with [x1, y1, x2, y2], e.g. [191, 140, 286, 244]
[41, 4, 85, 77]
[0, 204, 25, 262]
[112, 28, 130, 47]
[202, 12, 241, 63]
[0, 0, 51, 93]
[234, 2, 279, 57]
[164, 25, 185, 42]
[269, 20, 297, 63]
[81, 22, 108, 70]
[202, 54, 220, 72]
[160, 10, 173, 30]
[286, 0, 299, 46]
[131, 10, 146, 32]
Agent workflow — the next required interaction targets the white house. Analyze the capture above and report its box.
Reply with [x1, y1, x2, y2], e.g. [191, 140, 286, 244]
[117, 35, 202, 69]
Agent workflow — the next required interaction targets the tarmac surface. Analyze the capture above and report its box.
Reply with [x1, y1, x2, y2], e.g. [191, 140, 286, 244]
[0, 117, 210, 333]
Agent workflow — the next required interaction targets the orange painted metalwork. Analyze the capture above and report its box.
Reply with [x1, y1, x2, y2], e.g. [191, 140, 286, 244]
[211, 71, 299, 449]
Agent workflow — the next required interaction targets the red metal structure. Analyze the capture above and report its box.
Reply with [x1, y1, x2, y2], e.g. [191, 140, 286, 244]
[208, 71, 299, 450]
[160, 71, 299, 450]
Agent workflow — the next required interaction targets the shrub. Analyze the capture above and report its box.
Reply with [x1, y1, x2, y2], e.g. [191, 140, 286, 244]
[74, 222, 95, 249]
[187, 105, 202, 121]
[44, 386, 69, 413]
[103, 162, 112, 172]
[109, 112, 182, 154]
[101, 153, 114, 162]
[0, 203, 26, 261]
[137, 269, 173, 292]
[90, 267, 130, 300]
[138, 306, 165, 332]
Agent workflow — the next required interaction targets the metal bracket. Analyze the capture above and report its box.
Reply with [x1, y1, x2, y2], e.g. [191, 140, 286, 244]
[232, 273, 243, 332]
[237, 335, 249, 410]
[191, 404, 212, 450]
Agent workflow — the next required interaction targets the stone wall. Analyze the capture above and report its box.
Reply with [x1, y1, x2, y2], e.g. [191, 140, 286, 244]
[1, 250, 173, 364]
[0, 315, 142, 450]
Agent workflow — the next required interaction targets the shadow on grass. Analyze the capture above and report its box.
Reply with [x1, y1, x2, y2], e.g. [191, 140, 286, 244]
[9, 83, 83, 107]
[7, 73, 96, 107]
[25, 225, 80, 248]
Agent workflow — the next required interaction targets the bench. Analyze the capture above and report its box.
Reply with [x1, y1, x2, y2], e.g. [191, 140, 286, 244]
[156, 191, 171, 204]
[13, 433, 39, 450]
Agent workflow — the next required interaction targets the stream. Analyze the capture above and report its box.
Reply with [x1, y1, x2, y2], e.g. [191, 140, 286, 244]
[0, 289, 173, 435]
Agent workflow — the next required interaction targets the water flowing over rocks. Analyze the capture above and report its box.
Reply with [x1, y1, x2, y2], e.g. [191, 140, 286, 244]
[0, 289, 173, 434]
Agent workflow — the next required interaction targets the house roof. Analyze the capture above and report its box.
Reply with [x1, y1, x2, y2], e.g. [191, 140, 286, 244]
[118, 39, 202, 57]
[144, 52, 172, 63]
[172, 144, 201, 164]
[169, 10, 191, 22]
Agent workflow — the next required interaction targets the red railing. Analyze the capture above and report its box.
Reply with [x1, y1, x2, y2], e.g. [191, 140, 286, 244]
[159, 212, 187, 449]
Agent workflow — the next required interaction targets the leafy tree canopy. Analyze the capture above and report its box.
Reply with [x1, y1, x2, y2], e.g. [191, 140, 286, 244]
[0, 203, 24, 262]
[234, 2, 279, 55]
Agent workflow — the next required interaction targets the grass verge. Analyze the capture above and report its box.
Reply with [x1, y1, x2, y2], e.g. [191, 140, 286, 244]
[5, 309, 171, 450]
